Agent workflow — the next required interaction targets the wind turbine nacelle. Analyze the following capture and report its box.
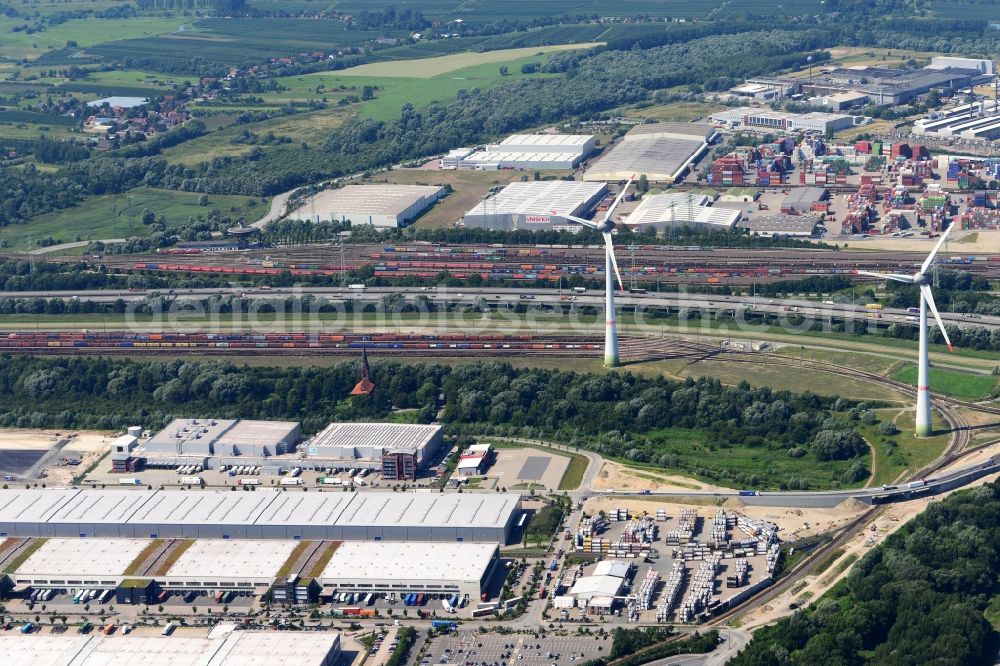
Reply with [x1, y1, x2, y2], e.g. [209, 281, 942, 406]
[595, 220, 615, 234]
[913, 272, 930, 286]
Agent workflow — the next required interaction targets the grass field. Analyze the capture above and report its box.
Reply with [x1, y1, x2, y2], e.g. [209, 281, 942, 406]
[616, 426, 867, 490]
[855, 408, 950, 487]
[891, 364, 999, 401]
[625, 99, 724, 123]
[0, 17, 185, 61]
[161, 108, 351, 165]
[0, 188, 268, 250]
[676, 359, 905, 402]
[333, 43, 601, 78]
[285, 46, 585, 121]
[161, 108, 354, 165]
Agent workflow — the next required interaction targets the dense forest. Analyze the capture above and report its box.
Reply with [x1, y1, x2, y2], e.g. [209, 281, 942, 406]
[730, 481, 1000, 665]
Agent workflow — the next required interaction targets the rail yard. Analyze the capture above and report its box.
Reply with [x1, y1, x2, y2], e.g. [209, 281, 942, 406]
[26, 242, 1000, 286]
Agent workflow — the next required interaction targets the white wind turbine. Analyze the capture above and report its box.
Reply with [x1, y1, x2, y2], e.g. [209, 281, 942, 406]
[855, 223, 955, 436]
[559, 178, 633, 368]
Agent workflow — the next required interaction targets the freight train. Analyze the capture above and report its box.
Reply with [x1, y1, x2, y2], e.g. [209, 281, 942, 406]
[0, 331, 605, 353]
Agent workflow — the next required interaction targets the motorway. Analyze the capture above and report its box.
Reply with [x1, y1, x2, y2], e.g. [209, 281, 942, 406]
[578, 456, 997, 508]
[0, 286, 995, 330]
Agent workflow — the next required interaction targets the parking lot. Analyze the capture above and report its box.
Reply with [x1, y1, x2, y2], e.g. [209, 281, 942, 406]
[426, 630, 612, 666]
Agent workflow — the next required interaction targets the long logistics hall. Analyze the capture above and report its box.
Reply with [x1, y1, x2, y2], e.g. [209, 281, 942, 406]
[0, 488, 522, 542]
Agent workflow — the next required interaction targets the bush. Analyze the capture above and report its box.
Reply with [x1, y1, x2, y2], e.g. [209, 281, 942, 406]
[880, 421, 900, 436]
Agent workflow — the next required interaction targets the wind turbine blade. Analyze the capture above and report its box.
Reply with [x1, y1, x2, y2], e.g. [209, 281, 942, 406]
[604, 232, 624, 291]
[602, 178, 633, 224]
[920, 284, 953, 352]
[560, 213, 599, 229]
[921, 222, 954, 274]
[853, 270, 915, 282]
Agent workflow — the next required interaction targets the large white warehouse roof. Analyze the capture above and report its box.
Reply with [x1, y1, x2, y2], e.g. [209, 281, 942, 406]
[0, 631, 341, 666]
[288, 184, 446, 226]
[464, 181, 606, 218]
[622, 193, 741, 229]
[307, 423, 440, 455]
[336, 492, 520, 529]
[0, 489, 521, 541]
[321, 541, 496, 583]
[584, 124, 714, 183]
[166, 539, 298, 580]
[496, 134, 595, 149]
[16, 538, 149, 578]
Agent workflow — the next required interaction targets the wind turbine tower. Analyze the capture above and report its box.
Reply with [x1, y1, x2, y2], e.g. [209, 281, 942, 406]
[855, 224, 955, 436]
[560, 178, 633, 368]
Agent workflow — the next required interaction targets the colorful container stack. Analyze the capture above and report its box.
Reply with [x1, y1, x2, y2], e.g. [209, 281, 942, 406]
[709, 155, 747, 187]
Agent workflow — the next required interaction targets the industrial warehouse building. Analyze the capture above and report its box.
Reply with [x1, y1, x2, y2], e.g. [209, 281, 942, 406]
[133, 419, 441, 476]
[7, 537, 502, 603]
[780, 187, 828, 215]
[287, 184, 447, 228]
[443, 133, 596, 170]
[914, 102, 1000, 140]
[462, 181, 607, 231]
[743, 64, 981, 106]
[11, 538, 149, 587]
[143, 418, 301, 459]
[737, 214, 821, 237]
[709, 107, 858, 134]
[583, 122, 717, 183]
[927, 56, 995, 77]
[305, 422, 442, 467]
[0, 488, 521, 543]
[319, 541, 500, 602]
[0, 631, 341, 666]
[621, 193, 741, 232]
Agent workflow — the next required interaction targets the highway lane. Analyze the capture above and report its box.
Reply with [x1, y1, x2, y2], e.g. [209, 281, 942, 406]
[0, 286, 995, 329]
[576, 457, 998, 507]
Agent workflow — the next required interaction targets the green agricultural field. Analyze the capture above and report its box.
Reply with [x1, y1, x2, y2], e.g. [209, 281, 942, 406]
[0, 16, 186, 61]
[290, 47, 584, 121]
[84, 17, 405, 69]
[0, 188, 268, 250]
[333, 43, 601, 78]
[334, 0, 728, 21]
[891, 364, 999, 401]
